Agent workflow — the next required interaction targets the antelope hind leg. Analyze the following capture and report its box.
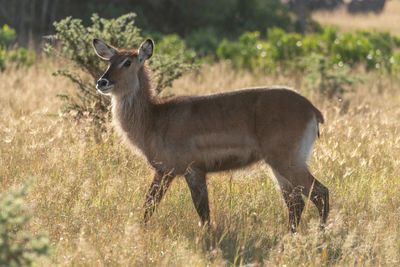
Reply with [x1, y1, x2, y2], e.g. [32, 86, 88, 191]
[272, 169, 305, 232]
[184, 167, 210, 226]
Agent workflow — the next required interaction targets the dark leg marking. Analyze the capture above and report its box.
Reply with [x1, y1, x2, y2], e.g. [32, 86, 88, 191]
[309, 179, 329, 225]
[143, 171, 175, 222]
[184, 168, 210, 225]
[282, 186, 305, 232]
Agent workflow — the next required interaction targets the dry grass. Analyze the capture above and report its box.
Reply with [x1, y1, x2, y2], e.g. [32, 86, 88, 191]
[312, 0, 400, 34]
[1, 59, 400, 266]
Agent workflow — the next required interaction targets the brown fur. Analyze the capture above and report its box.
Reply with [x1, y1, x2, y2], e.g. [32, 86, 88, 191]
[93, 39, 329, 231]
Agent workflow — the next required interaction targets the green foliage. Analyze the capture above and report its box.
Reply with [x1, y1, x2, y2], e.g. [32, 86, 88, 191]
[218, 26, 400, 73]
[217, 32, 270, 71]
[5, 48, 36, 68]
[49, 13, 142, 79]
[89, 0, 293, 55]
[185, 27, 220, 57]
[302, 54, 364, 99]
[0, 25, 16, 48]
[176, 0, 293, 54]
[46, 13, 197, 126]
[151, 34, 198, 94]
[4, 0, 297, 53]
[0, 25, 35, 71]
[0, 182, 50, 266]
[217, 26, 400, 97]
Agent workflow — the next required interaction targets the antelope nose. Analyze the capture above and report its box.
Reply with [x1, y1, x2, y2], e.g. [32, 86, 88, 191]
[97, 78, 109, 88]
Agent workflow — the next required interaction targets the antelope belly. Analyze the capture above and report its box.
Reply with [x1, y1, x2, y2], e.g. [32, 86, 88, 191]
[191, 134, 261, 171]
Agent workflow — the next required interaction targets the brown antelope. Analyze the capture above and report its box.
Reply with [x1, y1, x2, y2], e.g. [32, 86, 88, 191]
[93, 38, 329, 232]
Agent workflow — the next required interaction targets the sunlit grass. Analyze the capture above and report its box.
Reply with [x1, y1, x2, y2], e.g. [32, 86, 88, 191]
[312, 0, 400, 35]
[1, 59, 399, 266]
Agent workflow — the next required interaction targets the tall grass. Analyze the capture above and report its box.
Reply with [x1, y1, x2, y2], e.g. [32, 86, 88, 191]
[312, 0, 400, 35]
[1, 59, 399, 266]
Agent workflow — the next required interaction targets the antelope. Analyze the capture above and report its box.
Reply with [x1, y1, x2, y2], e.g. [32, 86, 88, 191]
[93, 38, 329, 232]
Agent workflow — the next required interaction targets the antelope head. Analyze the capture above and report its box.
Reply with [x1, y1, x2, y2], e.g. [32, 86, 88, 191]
[92, 39, 154, 96]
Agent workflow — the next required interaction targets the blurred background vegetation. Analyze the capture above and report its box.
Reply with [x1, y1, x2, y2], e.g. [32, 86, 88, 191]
[0, 0, 393, 87]
[0, 0, 388, 49]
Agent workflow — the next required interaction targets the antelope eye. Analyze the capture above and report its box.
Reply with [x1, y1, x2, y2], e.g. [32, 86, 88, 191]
[123, 60, 131, 67]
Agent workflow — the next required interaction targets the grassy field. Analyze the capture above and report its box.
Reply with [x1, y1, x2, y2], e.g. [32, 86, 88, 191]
[1, 56, 399, 266]
[312, 0, 400, 34]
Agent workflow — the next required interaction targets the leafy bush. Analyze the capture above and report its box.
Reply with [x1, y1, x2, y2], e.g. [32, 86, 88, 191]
[0, 25, 16, 48]
[301, 54, 364, 99]
[5, 48, 36, 68]
[185, 27, 220, 57]
[216, 26, 400, 98]
[217, 32, 267, 71]
[0, 182, 50, 266]
[46, 13, 197, 127]
[150, 34, 197, 93]
[218, 26, 400, 74]
[0, 25, 35, 71]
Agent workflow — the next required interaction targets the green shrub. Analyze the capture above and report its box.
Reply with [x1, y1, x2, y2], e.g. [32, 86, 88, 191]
[185, 27, 220, 57]
[5, 48, 36, 68]
[0, 25, 16, 48]
[151, 34, 197, 94]
[217, 26, 400, 74]
[302, 54, 364, 99]
[129, 0, 293, 55]
[217, 32, 275, 71]
[0, 25, 36, 71]
[217, 26, 400, 98]
[46, 13, 198, 127]
[0, 182, 50, 266]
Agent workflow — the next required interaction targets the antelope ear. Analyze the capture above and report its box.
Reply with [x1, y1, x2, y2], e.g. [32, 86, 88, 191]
[93, 39, 117, 60]
[138, 39, 154, 64]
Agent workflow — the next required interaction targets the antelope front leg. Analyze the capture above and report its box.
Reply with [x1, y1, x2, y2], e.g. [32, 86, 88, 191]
[143, 171, 175, 222]
[184, 167, 210, 225]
